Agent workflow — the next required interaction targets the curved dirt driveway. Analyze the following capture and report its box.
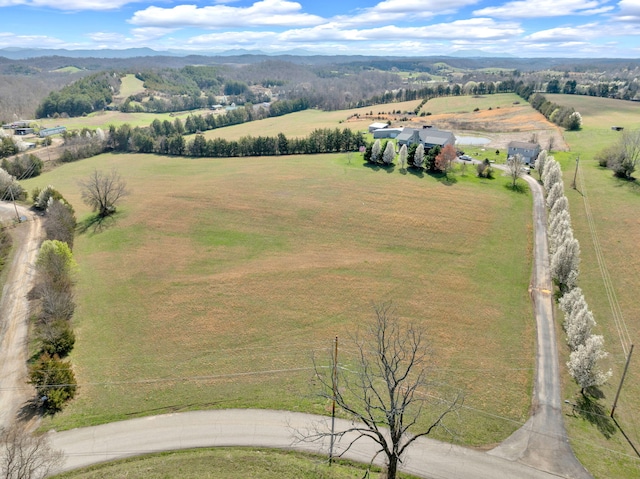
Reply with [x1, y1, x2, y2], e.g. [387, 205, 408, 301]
[0, 203, 42, 430]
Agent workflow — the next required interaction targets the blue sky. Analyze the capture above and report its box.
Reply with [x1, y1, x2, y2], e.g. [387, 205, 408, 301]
[1, 0, 640, 57]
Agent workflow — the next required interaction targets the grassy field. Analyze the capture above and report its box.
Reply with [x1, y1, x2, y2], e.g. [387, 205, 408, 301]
[22, 152, 534, 447]
[195, 99, 424, 141]
[52, 448, 417, 479]
[38, 109, 214, 131]
[115, 74, 146, 100]
[543, 95, 640, 478]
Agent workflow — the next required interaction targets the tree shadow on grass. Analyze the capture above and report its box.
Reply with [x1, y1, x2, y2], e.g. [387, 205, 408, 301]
[573, 392, 616, 439]
[77, 212, 119, 236]
[505, 182, 528, 194]
[407, 166, 424, 178]
[362, 161, 381, 172]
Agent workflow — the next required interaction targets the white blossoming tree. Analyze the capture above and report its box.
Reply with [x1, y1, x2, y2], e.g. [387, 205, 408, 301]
[382, 141, 395, 166]
[413, 143, 425, 168]
[567, 335, 611, 394]
[371, 139, 382, 164]
[551, 236, 580, 292]
[398, 144, 407, 169]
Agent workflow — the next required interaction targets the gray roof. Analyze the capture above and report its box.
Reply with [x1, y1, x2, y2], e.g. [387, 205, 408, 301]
[508, 141, 540, 150]
[396, 127, 416, 143]
[418, 129, 455, 146]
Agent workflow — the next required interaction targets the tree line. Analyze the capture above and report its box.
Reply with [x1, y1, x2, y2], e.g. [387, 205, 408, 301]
[535, 152, 611, 396]
[27, 186, 78, 412]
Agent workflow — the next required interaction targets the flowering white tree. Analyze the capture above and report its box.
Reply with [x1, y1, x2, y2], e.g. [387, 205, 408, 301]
[551, 236, 580, 292]
[565, 302, 596, 351]
[546, 181, 565, 210]
[559, 287, 584, 318]
[0, 168, 25, 201]
[542, 157, 561, 190]
[413, 143, 425, 168]
[567, 335, 611, 394]
[549, 208, 571, 240]
[549, 216, 573, 254]
[382, 141, 396, 166]
[398, 144, 407, 169]
[549, 195, 569, 223]
[534, 149, 548, 179]
[371, 140, 382, 164]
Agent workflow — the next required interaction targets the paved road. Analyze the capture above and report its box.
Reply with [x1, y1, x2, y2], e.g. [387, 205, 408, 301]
[487, 171, 592, 478]
[0, 202, 42, 431]
[48, 409, 566, 479]
[1, 169, 592, 478]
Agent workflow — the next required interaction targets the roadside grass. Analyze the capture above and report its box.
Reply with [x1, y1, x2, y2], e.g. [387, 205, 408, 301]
[21, 152, 533, 447]
[51, 447, 418, 479]
[545, 95, 640, 478]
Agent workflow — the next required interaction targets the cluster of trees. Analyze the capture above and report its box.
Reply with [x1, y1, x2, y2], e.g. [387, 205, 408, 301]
[2, 154, 43, 179]
[595, 129, 640, 180]
[365, 139, 453, 173]
[29, 187, 78, 412]
[528, 93, 582, 131]
[546, 77, 640, 101]
[104, 119, 364, 158]
[0, 168, 26, 202]
[35, 71, 118, 118]
[536, 152, 611, 394]
[0, 130, 33, 159]
[58, 128, 107, 163]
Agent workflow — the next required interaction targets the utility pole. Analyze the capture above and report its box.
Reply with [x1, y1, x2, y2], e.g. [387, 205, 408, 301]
[9, 187, 20, 222]
[329, 336, 338, 465]
[571, 156, 580, 189]
[611, 344, 633, 418]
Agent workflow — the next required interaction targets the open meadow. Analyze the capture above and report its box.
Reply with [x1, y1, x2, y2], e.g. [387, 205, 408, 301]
[546, 94, 640, 478]
[22, 151, 535, 447]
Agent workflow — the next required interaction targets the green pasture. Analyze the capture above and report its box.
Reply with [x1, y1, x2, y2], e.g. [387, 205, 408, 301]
[421, 93, 523, 115]
[52, 448, 417, 479]
[195, 99, 423, 141]
[38, 109, 213, 131]
[52, 66, 83, 73]
[115, 74, 146, 99]
[22, 151, 534, 447]
[544, 95, 640, 478]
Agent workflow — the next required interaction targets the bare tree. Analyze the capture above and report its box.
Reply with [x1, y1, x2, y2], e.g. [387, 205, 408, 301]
[309, 303, 462, 479]
[0, 423, 63, 479]
[506, 154, 527, 188]
[79, 169, 129, 218]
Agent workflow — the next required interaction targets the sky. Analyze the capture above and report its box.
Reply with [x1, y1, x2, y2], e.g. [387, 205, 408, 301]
[1, 0, 640, 57]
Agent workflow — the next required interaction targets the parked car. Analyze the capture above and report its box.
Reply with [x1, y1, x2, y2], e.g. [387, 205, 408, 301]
[459, 155, 472, 161]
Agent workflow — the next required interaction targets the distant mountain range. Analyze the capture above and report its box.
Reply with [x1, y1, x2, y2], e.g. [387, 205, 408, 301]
[0, 47, 323, 60]
[0, 47, 518, 61]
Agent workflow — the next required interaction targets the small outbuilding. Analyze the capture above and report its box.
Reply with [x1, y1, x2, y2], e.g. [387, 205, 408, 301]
[368, 122, 388, 133]
[507, 141, 541, 165]
[372, 127, 404, 139]
[39, 126, 66, 137]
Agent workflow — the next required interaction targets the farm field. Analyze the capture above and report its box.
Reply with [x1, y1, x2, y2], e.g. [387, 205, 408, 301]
[195, 99, 424, 141]
[546, 95, 640, 478]
[52, 448, 416, 479]
[38, 108, 214, 131]
[113, 74, 145, 102]
[22, 152, 534, 447]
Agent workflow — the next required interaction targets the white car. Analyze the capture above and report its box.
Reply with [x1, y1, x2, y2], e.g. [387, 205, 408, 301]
[459, 155, 472, 161]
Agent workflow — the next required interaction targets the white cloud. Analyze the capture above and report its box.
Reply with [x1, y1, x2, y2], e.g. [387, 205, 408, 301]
[334, 0, 479, 27]
[280, 18, 522, 42]
[525, 23, 601, 41]
[0, 0, 137, 10]
[187, 31, 277, 46]
[129, 0, 324, 28]
[0, 32, 67, 48]
[613, 0, 640, 21]
[474, 0, 612, 18]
